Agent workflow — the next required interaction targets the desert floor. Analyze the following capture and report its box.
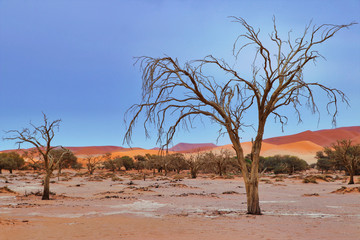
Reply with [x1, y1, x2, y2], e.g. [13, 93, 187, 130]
[0, 170, 359, 240]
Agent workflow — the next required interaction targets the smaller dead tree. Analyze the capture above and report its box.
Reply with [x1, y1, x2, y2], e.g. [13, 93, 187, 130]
[85, 155, 102, 175]
[5, 113, 63, 200]
[49, 148, 76, 180]
[217, 149, 234, 176]
[202, 150, 234, 177]
[147, 154, 171, 176]
[168, 153, 186, 174]
[185, 152, 204, 178]
[325, 140, 360, 184]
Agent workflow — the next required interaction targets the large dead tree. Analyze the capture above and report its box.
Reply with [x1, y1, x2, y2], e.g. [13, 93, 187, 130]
[125, 17, 355, 214]
[5, 113, 65, 200]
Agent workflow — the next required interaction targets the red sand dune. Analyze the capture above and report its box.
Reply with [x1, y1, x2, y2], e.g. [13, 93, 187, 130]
[212, 141, 278, 153]
[0, 146, 125, 156]
[350, 135, 360, 144]
[169, 143, 217, 152]
[261, 141, 323, 163]
[263, 126, 360, 147]
[111, 149, 172, 158]
[0, 149, 27, 154]
[64, 146, 124, 155]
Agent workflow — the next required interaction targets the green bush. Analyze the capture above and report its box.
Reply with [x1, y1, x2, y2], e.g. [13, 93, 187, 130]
[0, 152, 25, 174]
[262, 155, 308, 174]
[121, 156, 134, 170]
[103, 158, 123, 171]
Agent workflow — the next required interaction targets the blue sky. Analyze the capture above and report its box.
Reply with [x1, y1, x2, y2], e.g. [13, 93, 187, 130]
[0, 0, 359, 150]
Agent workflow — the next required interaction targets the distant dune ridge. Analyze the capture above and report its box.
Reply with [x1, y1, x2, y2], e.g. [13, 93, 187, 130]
[2, 126, 359, 164]
[168, 143, 217, 152]
[263, 126, 360, 147]
[64, 146, 124, 155]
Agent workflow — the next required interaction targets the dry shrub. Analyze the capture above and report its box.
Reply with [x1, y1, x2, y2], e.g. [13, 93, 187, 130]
[58, 172, 72, 177]
[316, 175, 335, 182]
[111, 176, 123, 182]
[130, 175, 144, 180]
[60, 177, 72, 181]
[94, 190, 124, 196]
[302, 175, 335, 183]
[303, 176, 318, 184]
[224, 174, 235, 179]
[23, 190, 56, 197]
[222, 191, 240, 194]
[303, 193, 320, 197]
[101, 172, 123, 181]
[172, 174, 185, 180]
[73, 172, 88, 177]
[356, 177, 360, 184]
[86, 175, 106, 181]
[0, 186, 16, 194]
[173, 192, 218, 198]
[104, 172, 115, 178]
[17, 172, 26, 177]
[169, 183, 189, 188]
[132, 187, 153, 192]
[260, 179, 272, 184]
[331, 186, 360, 194]
[156, 177, 170, 181]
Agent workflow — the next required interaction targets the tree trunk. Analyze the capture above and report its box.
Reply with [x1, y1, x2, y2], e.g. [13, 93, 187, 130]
[227, 123, 263, 215]
[218, 163, 223, 176]
[9, 169, 13, 174]
[346, 165, 355, 184]
[348, 172, 354, 184]
[42, 172, 51, 200]
[58, 166, 62, 181]
[246, 121, 266, 215]
[190, 168, 197, 178]
[246, 178, 261, 214]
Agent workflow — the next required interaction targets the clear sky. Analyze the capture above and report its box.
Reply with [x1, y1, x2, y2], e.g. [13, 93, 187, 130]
[0, 0, 359, 150]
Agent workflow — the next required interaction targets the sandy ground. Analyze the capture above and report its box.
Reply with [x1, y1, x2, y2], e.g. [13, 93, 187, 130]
[0, 170, 359, 240]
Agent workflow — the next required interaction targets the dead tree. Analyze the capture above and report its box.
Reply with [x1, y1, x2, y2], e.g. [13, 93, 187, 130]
[124, 17, 355, 214]
[5, 113, 63, 200]
[186, 151, 205, 179]
[325, 140, 360, 184]
[85, 155, 102, 175]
